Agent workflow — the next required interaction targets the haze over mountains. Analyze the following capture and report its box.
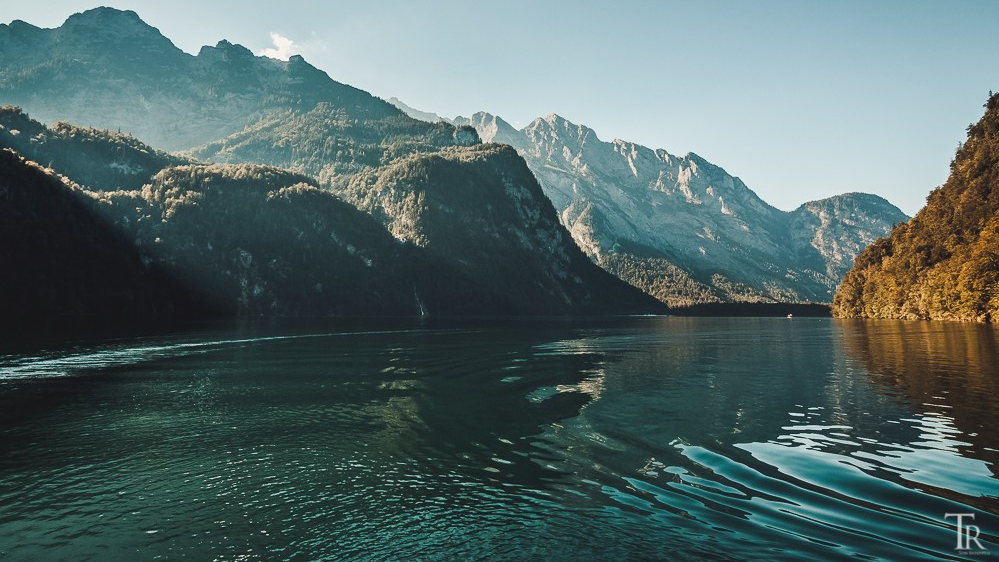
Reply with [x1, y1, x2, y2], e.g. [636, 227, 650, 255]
[393, 103, 907, 305]
[1, 7, 910, 324]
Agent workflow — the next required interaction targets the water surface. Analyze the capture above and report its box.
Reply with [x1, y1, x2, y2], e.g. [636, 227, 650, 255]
[1, 317, 997, 560]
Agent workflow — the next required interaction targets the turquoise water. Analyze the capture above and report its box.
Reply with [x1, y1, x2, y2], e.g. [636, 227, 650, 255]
[0, 317, 997, 561]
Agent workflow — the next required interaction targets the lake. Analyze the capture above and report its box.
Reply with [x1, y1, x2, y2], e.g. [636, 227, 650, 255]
[1, 317, 997, 561]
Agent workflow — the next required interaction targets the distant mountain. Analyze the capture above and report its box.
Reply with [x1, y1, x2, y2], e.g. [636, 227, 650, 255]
[834, 93, 999, 322]
[388, 97, 452, 125]
[443, 110, 907, 305]
[0, 7, 400, 151]
[788, 193, 908, 282]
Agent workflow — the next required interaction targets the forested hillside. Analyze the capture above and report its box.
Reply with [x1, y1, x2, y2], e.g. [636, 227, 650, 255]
[1, 111, 663, 321]
[833, 93, 999, 322]
[0, 105, 188, 191]
[337, 143, 658, 314]
[93, 162, 515, 316]
[0, 148, 208, 329]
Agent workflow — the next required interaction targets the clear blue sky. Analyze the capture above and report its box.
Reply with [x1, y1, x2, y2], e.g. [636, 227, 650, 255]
[5, 0, 999, 215]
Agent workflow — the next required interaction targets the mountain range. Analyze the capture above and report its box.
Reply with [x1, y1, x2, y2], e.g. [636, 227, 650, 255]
[1, 7, 909, 325]
[392, 103, 908, 305]
[1, 8, 660, 326]
[0, 8, 399, 151]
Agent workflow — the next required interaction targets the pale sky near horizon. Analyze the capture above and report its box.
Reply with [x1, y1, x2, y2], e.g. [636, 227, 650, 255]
[3, 0, 998, 216]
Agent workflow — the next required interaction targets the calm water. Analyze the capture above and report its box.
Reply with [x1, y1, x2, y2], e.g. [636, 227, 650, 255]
[1, 317, 997, 561]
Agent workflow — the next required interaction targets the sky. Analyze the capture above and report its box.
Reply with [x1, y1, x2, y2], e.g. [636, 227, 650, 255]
[4, 1, 999, 216]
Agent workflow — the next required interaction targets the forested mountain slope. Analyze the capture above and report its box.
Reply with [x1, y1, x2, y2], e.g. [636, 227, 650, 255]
[0, 8, 663, 318]
[1, 111, 662, 319]
[0, 148, 207, 328]
[833, 93, 999, 322]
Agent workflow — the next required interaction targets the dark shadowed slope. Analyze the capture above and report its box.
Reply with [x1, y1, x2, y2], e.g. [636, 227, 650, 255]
[0, 148, 210, 331]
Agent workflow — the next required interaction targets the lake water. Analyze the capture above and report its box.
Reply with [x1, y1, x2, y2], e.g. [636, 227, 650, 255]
[1, 317, 997, 561]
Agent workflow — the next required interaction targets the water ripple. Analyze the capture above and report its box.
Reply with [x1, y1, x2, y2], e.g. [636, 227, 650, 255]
[1, 318, 997, 561]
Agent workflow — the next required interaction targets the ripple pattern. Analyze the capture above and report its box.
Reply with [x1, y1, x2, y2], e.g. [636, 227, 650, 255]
[1, 318, 997, 561]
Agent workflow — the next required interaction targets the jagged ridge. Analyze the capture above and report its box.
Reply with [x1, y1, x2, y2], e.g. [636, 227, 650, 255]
[442, 109, 908, 305]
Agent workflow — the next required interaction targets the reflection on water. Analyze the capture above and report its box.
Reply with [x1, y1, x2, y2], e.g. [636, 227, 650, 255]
[839, 320, 999, 509]
[0, 318, 997, 561]
[842, 321, 999, 460]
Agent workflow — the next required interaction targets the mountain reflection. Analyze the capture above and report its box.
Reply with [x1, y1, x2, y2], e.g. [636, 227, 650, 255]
[838, 319, 999, 479]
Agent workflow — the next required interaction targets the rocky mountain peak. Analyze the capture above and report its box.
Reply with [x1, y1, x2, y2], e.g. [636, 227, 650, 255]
[212, 39, 253, 57]
[60, 7, 167, 41]
[195, 40, 258, 67]
[47, 6, 185, 66]
[525, 113, 598, 147]
[0, 20, 44, 62]
[65, 6, 144, 25]
[284, 54, 331, 82]
[453, 112, 520, 145]
[1, 19, 42, 34]
[545, 113, 581, 127]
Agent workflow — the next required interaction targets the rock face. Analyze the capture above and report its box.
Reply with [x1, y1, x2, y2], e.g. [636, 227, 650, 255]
[834, 93, 999, 322]
[788, 193, 908, 282]
[449, 111, 907, 305]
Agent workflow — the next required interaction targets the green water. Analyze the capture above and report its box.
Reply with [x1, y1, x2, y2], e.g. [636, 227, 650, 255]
[1, 317, 997, 561]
